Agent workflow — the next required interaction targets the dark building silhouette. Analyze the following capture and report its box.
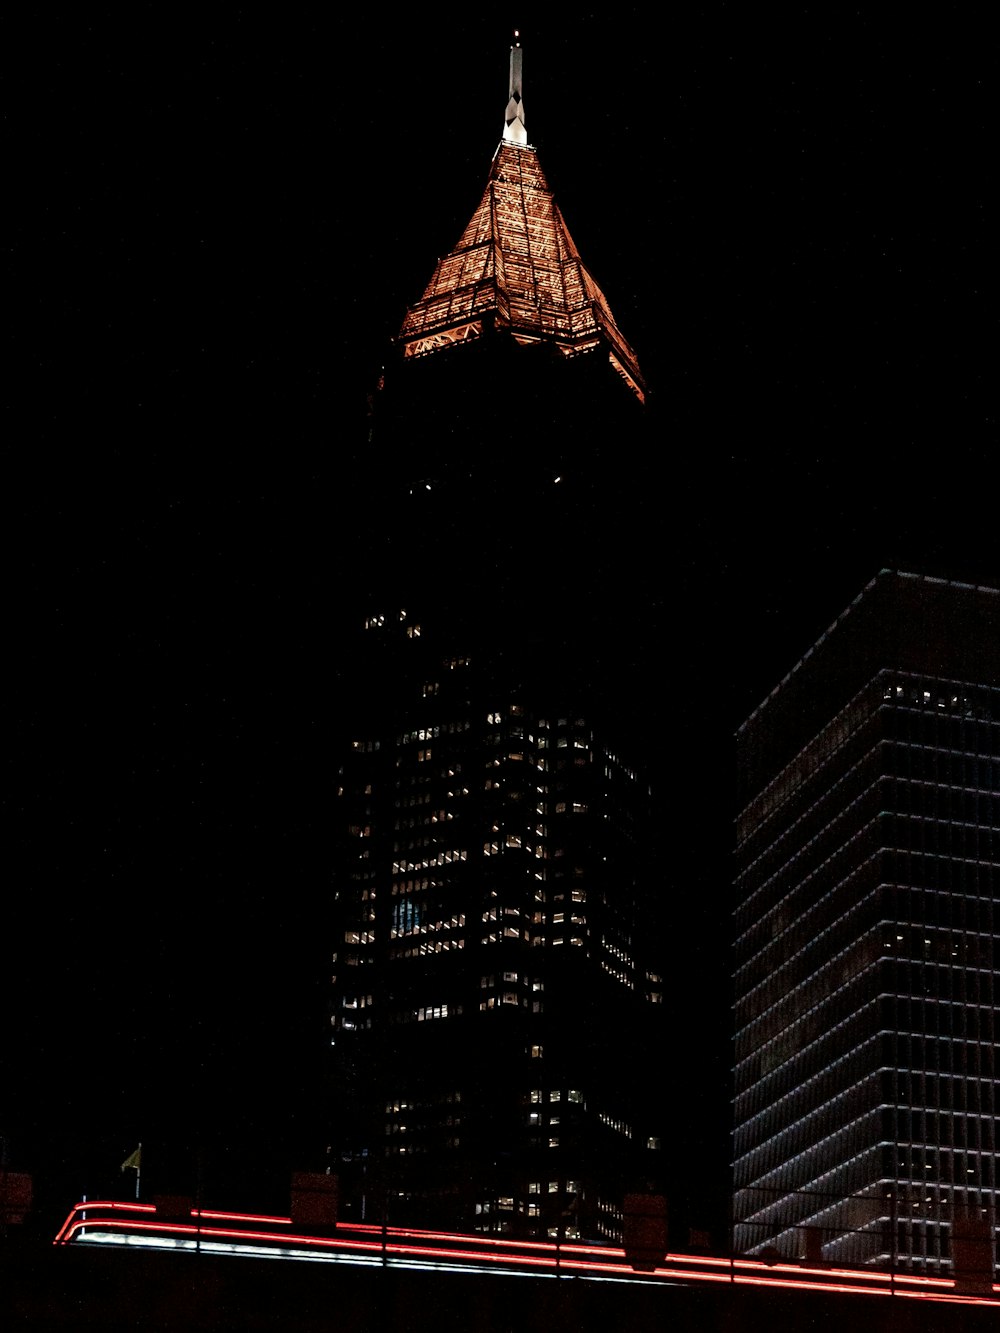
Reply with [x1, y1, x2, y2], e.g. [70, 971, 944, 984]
[328, 38, 665, 1240]
[733, 570, 1000, 1273]
[331, 614, 663, 1239]
[353, 34, 651, 680]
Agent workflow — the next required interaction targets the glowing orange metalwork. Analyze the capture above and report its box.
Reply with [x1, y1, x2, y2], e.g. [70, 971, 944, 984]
[399, 143, 645, 402]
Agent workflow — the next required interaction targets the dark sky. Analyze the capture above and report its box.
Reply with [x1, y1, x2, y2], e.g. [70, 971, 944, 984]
[9, 11, 995, 1228]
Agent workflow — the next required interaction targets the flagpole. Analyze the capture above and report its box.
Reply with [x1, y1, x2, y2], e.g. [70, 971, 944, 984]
[135, 1142, 141, 1201]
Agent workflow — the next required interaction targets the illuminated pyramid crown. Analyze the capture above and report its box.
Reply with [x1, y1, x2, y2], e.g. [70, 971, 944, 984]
[398, 34, 645, 403]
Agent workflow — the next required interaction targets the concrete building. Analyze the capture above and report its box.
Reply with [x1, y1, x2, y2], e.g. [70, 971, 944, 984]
[734, 570, 1000, 1274]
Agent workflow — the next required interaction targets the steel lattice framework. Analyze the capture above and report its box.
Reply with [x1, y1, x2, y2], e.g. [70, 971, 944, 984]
[399, 142, 644, 403]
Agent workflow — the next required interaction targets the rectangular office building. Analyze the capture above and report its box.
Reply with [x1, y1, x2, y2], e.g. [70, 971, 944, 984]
[734, 571, 1000, 1272]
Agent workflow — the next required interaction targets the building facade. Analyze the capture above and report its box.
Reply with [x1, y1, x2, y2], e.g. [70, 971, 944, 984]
[330, 613, 663, 1239]
[328, 40, 663, 1241]
[733, 571, 1000, 1272]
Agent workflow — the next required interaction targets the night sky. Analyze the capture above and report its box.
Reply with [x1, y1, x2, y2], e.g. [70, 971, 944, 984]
[9, 12, 994, 1231]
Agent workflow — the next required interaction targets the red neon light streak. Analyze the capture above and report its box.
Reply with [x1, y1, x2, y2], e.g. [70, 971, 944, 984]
[560, 1257, 726, 1283]
[553, 1243, 626, 1259]
[665, 1253, 737, 1269]
[53, 1200, 157, 1245]
[348, 1223, 639, 1265]
[893, 1289, 1000, 1307]
[53, 1205, 1000, 1308]
[888, 1274, 955, 1289]
[726, 1256, 954, 1289]
[345, 1223, 626, 1263]
[659, 1268, 734, 1286]
[385, 1242, 557, 1270]
[350, 1223, 561, 1252]
[63, 1218, 389, 1254]
[56, 1202, 291, 1246]
[735, 1274, 891, 1298]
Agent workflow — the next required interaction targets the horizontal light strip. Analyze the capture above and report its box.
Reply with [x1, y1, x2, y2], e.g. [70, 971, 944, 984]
[55, 1203, 1000, 1306]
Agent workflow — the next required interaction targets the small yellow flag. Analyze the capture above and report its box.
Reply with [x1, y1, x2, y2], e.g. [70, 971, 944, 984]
[121, 1146, 142, 1173]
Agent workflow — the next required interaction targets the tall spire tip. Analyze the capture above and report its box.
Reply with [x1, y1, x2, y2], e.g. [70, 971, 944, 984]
[504, 32, 527, 146]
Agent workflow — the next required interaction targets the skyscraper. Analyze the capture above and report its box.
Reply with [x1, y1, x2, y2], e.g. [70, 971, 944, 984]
[355, 33, 650, 669]
[733, 570, 1000, 1273]
[328, 39, 664, 1241]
